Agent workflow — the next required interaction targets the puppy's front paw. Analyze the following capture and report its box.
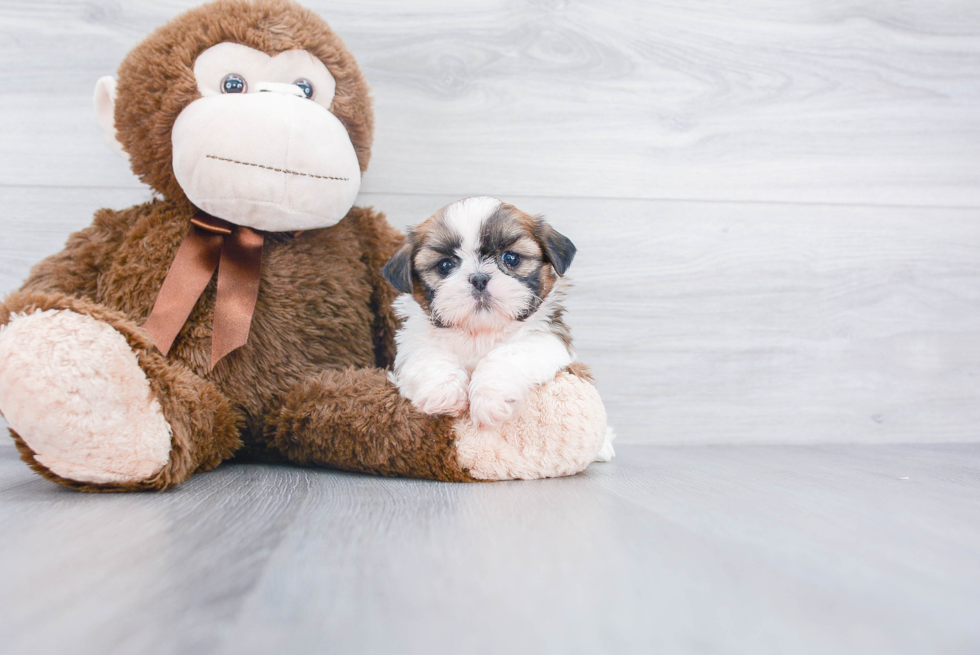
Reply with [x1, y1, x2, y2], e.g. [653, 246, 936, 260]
[468, 383, 524, 428]
[411, 373, 470, 417]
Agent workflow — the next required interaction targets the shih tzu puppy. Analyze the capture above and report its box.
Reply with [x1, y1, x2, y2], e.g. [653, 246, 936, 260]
[382, 196, 580, 429]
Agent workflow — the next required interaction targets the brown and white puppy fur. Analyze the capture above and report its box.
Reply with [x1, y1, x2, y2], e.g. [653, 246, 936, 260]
[383, 197, 577, 428]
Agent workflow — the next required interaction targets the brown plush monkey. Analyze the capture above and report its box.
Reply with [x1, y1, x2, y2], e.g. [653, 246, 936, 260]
[0, 0, 610, 492]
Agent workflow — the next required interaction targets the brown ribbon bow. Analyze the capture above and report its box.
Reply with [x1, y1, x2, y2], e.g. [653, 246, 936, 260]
[143, 214, 264, 369]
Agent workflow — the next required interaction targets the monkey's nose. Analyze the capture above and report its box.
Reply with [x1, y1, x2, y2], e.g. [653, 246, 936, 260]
[470, 274, 490, 291]
[254, 82, 306, 98]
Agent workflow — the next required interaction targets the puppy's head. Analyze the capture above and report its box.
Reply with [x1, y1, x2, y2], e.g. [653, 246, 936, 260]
[383, 197, 576, 332]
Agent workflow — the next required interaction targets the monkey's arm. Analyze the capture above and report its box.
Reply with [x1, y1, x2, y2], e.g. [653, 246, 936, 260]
[268, 367, 476, 482]
[17, 208, 127, 301]
[268, 364, 607, 482]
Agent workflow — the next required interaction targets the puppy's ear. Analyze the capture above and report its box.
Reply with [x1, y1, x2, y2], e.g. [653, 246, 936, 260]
[533, 219, 576, 276]
[382, 241, 414, 294]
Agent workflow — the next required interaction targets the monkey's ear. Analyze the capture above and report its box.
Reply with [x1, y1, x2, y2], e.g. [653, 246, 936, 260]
[93, 76, 129, 161]
[533, 219, 577, 276]
[382, 243, 415, 294]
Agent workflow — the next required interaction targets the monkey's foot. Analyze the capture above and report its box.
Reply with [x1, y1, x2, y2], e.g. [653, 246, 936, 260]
[454, 369, 609, 480]
[0, 309, 172, 484]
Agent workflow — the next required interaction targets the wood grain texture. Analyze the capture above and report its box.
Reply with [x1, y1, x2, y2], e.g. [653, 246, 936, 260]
[0, 0, 979, 205]
[370, 193, 980, 445]
[1, 441, 978, 654]
[2, 188, 979, 445]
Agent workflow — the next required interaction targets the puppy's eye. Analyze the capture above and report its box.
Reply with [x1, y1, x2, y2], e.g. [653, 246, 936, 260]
[501, 251, 521, 268]
[293, 78, 314, 99]
[221, 74, 247, 94]
[436, 258, 456, 276]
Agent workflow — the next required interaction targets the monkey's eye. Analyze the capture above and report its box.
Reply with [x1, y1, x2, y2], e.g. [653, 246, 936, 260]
[221, 74, 247, 94]
[293, 78, 314, 99]
[436, 258, 456, 276]
[501, 252, 521, 268]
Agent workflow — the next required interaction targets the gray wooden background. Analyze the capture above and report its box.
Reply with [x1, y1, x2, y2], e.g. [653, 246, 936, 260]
[1, 2, 980, 653]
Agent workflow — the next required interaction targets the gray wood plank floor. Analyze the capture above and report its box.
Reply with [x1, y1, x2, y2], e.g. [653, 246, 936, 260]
[1, 1, 979, 652]
[1, 439, 978, 654]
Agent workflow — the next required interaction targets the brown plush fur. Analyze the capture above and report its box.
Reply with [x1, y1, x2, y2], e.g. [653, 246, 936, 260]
[2, 195, 464, 489]
[2, 290, 242, 491]
[271, 367, 473, 481]
[0, 0, 482, 490]
[564, 361, 594, 383]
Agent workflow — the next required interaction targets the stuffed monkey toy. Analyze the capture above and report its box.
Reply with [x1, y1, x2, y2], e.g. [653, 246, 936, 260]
[0, 0, 610, 492]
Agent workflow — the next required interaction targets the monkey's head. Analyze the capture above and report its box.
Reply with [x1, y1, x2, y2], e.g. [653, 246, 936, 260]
[95, 0, 372, 231]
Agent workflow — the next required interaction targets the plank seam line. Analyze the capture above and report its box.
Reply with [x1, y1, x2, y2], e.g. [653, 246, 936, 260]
[359, 191, 980, 213]
[0, 184, 976, 213]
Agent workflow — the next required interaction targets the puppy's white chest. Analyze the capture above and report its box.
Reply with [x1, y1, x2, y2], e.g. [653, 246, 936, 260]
[437, 328, 514, 372]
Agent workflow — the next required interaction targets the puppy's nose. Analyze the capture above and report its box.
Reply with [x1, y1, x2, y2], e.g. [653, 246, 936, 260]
[470, 274, 490, 291]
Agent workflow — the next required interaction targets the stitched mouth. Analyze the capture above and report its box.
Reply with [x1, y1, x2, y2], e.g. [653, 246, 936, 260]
[205, 154, 349, 181]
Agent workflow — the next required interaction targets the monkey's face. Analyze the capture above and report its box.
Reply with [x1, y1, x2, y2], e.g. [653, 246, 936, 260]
[168, 43, 360, 231]
[98, 0, 375, 232]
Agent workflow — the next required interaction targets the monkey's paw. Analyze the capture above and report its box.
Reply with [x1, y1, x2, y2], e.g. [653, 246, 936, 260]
[0, 309, 172, 484]
[454, 369, 609, 480]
